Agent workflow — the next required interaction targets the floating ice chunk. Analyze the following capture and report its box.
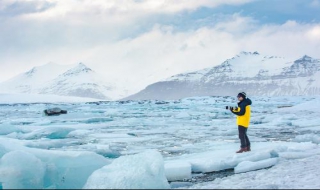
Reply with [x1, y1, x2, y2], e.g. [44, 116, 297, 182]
[164, 161, 192, 181]
[294, 134, 320, 144]
[175, 112, 190, 119]
[95, 148, 121, 158]
[0, 145, 6, 158]
[279, 148, 320, 159]
[84, 117, 113, 124]
[278, 99, 320, 113]
[234, 158, 278, 174]
[0, 138, 110, 189]
[162, 146, 186, 155]
[67, 129, 92, 138]
[22, 127, 75, 140]
[84, 150, 170, 189]
[24, 138, 87, 150]
[34, 151, 109, 189]
[0, 125, 21, 135]
[190, 151, 272, 173]
[286, 142, 318, 151]
[0, 151, 45, 189]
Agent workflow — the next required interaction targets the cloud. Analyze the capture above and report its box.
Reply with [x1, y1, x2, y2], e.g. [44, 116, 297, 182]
[0, 1, 320, 95]
[0, 1, 256, 53]
[0, 0, 54, 17]
[81, 19, 320, 92]
[5, 17, 315, 94]
[306, 25, 320, 40]
[2, 15, 320, 92]
[310, 0, 320, 7]
[14, 0, 254, 19]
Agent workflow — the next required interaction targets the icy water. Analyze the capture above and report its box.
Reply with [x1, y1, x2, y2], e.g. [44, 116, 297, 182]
[0, 96, 319, 188]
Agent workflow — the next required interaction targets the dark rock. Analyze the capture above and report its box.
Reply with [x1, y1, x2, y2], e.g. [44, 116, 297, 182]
[44, 108, 68, 116]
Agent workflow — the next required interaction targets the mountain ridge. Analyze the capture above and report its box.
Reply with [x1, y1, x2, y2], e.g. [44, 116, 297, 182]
[0, 63, 117, 100]
[124, 52, 320, 100]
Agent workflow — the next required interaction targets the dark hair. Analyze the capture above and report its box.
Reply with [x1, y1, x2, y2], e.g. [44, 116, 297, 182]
[237, 92, 246, 98]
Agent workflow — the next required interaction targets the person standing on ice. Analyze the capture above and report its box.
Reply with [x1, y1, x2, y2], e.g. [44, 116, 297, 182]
[229, 92, 252, 153]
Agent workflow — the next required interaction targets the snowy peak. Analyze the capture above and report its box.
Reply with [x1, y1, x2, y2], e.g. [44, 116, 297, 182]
[0, 62, 121, 100]
[0, 63, 75, 93]
[25, 67, 37, 77]
[238, 51, 260, 56]
[168, 51, 288, 82]
[39, 63, 115, 100]
[282, 55, 320, 77]
[125, 52, 320, 100]
[24, 63, 67, 77]
[296, 55, 313, 62]
[76, 62, 93, 72]
[294, 55, 320, 65]
[294, 55, 320, 66]
[62, 63, 93, 77]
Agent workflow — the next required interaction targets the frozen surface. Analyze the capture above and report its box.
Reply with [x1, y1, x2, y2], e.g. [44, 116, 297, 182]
[184, 149, 273, 173]
[165, 161, 192, 181]
[234, 158, 278, 174]
[294, 134, 320, 144]
[0, 96, 319, 188]
[191, 154, 320, 189]
[84, 150, 170, 189]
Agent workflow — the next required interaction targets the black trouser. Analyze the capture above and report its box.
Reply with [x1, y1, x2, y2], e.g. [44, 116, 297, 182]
[238, 125, 250, 148]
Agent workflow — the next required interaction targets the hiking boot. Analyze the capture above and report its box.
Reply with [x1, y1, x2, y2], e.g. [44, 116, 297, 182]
[236, 147, 247, 153]
[247, 146, 251, 152]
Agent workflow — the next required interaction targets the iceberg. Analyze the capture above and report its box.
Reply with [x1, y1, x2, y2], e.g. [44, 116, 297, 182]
[0, 151, 45, 189]
[84, 150, 170, 189]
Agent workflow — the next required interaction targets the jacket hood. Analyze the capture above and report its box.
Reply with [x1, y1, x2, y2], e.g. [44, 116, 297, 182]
[238, 98, 252, 106]
[245, 98, 252, 105]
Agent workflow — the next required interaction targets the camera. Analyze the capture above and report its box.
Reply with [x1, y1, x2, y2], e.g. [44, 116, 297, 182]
[226, 106, 238, 110]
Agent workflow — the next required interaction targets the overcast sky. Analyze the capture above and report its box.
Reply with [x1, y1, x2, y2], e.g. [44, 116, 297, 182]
[1, 0, 320, 89]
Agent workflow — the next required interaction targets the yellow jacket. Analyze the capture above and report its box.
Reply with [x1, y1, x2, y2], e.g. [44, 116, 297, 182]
[231, 98, 252, 128]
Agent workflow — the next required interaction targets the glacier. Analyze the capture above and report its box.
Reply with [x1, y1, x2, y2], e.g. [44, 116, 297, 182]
[0, 95, 320, 188]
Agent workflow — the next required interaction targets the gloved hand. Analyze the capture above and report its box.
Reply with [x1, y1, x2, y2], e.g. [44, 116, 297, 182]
[229, 107, 234, 111]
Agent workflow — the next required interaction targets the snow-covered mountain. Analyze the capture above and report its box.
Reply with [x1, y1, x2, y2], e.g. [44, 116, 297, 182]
[125, 52, 320, 100]
[0, 62, 75, 94]
[0, 63, 120, 100]
[39, 63, 118, 100]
